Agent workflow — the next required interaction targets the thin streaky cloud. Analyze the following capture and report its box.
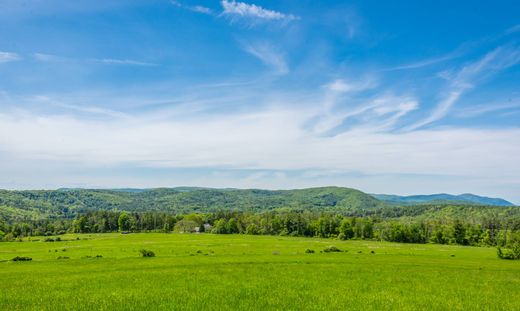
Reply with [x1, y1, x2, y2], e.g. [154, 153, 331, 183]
[243, 42, 289, 75]
[191, 5, 213, 15]
[171, 1, 213, 15]
[33, 53, 66, 62]
[404, 45, 520, 131]
[457, 101, 520, 117]
[384, 53, 458, 71]
[93, 58, 158, 66]
[0, 51, 20, 63]
[506, 24, 520, 34]
[221, 0, 298, 22]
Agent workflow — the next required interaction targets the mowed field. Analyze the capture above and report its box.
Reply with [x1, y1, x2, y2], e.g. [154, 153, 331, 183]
[0, 233, 519, 310]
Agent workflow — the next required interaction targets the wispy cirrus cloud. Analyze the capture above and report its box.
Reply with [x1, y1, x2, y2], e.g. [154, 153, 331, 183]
[384, 52, 459, 71]
[243, 42, 288, 75]
[92, 58, 157, 66]
[0, 51, 20, 63]
[506, 24, 520, 35]
[324, 78, 377, 94]
[171, 1, 213, 15]
[33, 53, 66, 62]
[405, 45, 520, 131]
[456, 101, 520, 118]
[221, 0, 298, 23]
[32, 53, 157, 66]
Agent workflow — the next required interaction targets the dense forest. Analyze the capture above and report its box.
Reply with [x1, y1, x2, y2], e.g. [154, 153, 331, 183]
[0, 187, 383, 221]
[1, 187, 519, 257]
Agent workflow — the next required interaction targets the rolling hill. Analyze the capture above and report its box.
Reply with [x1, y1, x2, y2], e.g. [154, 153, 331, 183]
[0, 187, 383, 221]
[372, 193, 514, 206]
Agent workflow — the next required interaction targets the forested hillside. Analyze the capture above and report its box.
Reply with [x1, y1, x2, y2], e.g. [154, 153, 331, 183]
[0, 187, 383, 221]
[373, 193, 514, 206]
[1, 187, 519, 250]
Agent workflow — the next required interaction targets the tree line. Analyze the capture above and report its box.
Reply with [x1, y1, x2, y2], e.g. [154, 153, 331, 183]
[1, 210, 519, 250]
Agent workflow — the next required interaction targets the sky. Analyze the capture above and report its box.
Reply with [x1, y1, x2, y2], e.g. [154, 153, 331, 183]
[0, 0, 519, 203]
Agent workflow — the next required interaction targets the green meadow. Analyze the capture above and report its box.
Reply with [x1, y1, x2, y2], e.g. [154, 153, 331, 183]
[1, 233, 519, 310]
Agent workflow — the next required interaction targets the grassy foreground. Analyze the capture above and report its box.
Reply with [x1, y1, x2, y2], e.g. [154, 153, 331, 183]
[0, 233, 519, 310]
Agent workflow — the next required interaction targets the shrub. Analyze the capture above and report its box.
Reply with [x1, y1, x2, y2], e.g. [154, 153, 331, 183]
[497, 247, 520, 260]
[139, 249, 155, 257]
[44, 238, 55, 242]
[57, 256, 69, 260]
[323, 245, 342, 253]
[305, 249, 315, 253]
[12, 256, 32, 262]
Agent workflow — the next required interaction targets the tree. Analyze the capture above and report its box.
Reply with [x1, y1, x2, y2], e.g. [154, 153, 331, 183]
[174, 219, 198, 233]
[212, 219, 228, 234]
[453, 220, 467, 245]
[245, 223, 259, 235]
[226, 218, 239, 234]
[118, 213, 131, 232]
[338, 219, 354, 240]
[73, 216, 88, 233]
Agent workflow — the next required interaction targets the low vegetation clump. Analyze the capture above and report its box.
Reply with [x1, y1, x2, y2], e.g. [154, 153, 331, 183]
[44, 237, 61, 242]
[497, 234, 520, 260]
[139, 249, 155, 257]
[323, 245, 342, 253]
[497, 246, 520, 260]
[12, 256, 32, 261]
[57, 256, 69, 260]
[305, 249, 315, 253]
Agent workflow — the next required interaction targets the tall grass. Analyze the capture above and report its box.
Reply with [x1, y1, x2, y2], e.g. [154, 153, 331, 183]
[1, 233, 519, 310]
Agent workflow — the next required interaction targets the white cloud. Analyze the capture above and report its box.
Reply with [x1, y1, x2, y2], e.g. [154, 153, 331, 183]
[0, 108, 518, 183]
[324, 78, 376, 94]
[506, 24, 520, 35]
[456, 101, 520, 118]
[384, 53, 458, 71]
[191, 5, 212, 14]
[171, 1, 213, 15]
[33, 53, 66, 62]
[221, 0, 298, 22]
[93, 58, 157, 66]
[243, 42, 288, 75]
[406, 45, 520, 131]
[0, 51, 20, 63]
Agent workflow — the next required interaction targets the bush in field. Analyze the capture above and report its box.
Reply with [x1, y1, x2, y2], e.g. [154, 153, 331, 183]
[305, 249, 315, 254]
[12, 256, 32, 261]
[497, 233, 520, 260]
[323, 245, 342, 253]
[139, 249, 155, 257]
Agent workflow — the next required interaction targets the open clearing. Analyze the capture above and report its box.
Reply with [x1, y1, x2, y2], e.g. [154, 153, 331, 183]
[1, 233, 519, 310]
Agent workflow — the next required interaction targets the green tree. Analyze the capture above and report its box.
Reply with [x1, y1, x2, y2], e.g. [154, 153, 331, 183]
[212, 219, 228, 234]
[226, 218, 239, 234]
[338, 219, 354, 240]
[453, 221, 467, 245]
[118, 213, 131, 232]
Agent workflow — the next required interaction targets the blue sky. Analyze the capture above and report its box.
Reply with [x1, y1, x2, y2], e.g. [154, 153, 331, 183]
[0, 0, 519, 202]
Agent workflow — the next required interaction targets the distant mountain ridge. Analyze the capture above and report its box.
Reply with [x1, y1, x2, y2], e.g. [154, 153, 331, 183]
[372, 193, 514, 206]
[0, 186, 383, 221]
[1, 187, 515, 223]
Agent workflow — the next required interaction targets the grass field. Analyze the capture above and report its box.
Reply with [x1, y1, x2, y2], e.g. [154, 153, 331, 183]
[1, 233, 519, 310]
